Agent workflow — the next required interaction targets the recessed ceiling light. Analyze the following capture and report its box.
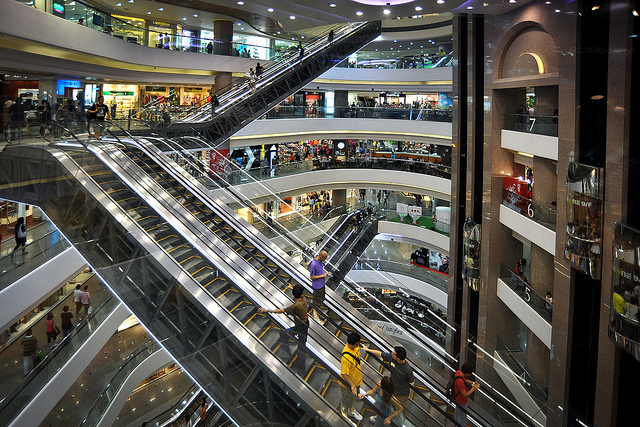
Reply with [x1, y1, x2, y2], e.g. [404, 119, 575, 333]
[146, 11, 151, 14]
[237, 22, 242, 25]
[436, 0, 444, 3]
[237, 1, 244, 4]
[158, 7, 163, 11]
[127, 0, 133, 3]
[289, 15, 296, 19]
[277, 30, 281, 34]
[483, 2, 489, 5]
[467, 5, 474, 9]
[545, 1, 551, 3]
[591, 5, 599, 10]
[182, 17, 187, 20]
[329, 3, 336, 7]
[393, 39, 397, 42]
[415, 6, 422, 11]
[241, 27, 244, 30]
[193, 13, 198, 17]
[383, 9, 391, 14]
[267, 7, 274, 12]
[509, 0, 516, 3]
[634, 10, 639, 16]
[115, 2, 121, 5]
[356, 11, 364, 16]
[555, 9, 560, 12]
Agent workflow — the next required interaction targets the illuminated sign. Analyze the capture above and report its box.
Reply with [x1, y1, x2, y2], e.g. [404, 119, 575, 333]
[56, 80, 82, 95]
[53, 3, 64, 14]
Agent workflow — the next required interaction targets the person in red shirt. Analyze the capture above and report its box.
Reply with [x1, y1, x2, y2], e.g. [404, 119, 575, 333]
[453, 363, 480, 426]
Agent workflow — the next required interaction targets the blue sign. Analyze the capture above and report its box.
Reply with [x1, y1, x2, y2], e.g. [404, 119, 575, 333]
[57, 80, 82, 95]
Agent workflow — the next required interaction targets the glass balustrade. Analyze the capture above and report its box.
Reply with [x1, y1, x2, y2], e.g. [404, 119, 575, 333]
[379, 208, 451, 236]
[13, 0, 293, 60]
[226, 156, 451, 186]
[262, 105, 452, 122]
[0, 229, 72, 291]
[353, 258, 449, 293]
[0, 295, 120, 423]
[502, 188, 557, 231]
[503, 113, 558, 137]
[499, 264, 553, 324]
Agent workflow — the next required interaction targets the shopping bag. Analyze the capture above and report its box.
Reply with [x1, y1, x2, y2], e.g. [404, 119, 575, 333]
[87, 306, 93, 316]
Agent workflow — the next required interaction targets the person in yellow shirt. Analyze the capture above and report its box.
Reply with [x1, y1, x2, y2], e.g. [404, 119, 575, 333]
[340, 332, 363, 424]
[614, 286, 626, 315]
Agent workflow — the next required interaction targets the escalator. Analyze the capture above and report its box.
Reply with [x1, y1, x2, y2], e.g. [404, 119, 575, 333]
[103, 133, 538, 427]
[0, 143, 351, 426]
[135, 21, 381, 150]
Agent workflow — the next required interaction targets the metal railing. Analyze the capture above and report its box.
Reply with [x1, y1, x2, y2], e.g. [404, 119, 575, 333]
[502, 188, 556, 231]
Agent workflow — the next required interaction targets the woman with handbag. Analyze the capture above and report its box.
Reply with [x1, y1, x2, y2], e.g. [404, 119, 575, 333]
[45, 312, 60, 346]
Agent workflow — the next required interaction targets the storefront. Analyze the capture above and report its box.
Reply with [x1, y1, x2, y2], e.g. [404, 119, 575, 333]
[112, 15, 145, 45]
[103, 84, 138, 119]
[56, 79, 82, 102]
[148, 20, 173, 48]
[181, 87, 205, 106]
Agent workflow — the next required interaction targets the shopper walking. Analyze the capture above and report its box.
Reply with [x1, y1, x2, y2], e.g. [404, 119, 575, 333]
[12, 217, 28, 256]
[79, 285, 91, 319]
[73, 284, 83, 315]
[21, 328, 40, 376]
[45, 312, 59, 345]
[61, 305, 74, 337]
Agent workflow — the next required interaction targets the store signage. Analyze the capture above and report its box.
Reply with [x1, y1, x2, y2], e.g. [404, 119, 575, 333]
[145, 86, 167, 92]
[103, 91, 135, 96]
[152, 21, 171, 27]
[53, 3, 65, 14]
[56, 79, 82, 95]
[408, 206, 422, 216]
[396, 203, 408, 214]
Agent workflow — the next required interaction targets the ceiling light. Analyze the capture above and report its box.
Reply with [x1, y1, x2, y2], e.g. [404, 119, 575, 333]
[267, 7, 274, 12]
[545, 1, 551, 3]
[146, 11, 151, 14]
[467, 5, 474, 9]
[127, 0, 133, 3]
[509, 0, 516, 3]
[555, 9, 560, 12]
[237, 22, 242, 25]
[415, 6, 423, 11]
[437, 0, 445, 3]
[393, 39, 397, 42]
[592, 5, 600, 10]
[483, 2, 488, 5]
[182, 17, 187, 20]
[634, 10, 639, 16]
[277, 30, 281, 34]
[115, 2, 121, 5]
[193, 13, 198, 17]
[383, 9, 391, 14]
[158, 7, 163, 11]
[289, 15, 296, 19]
[237, 1, 244, 4]
[329, 3, 336, 7]
[356, 11, 364, 16]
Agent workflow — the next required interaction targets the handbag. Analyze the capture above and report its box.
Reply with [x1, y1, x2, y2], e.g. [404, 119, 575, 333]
[52, 325, 60, 340]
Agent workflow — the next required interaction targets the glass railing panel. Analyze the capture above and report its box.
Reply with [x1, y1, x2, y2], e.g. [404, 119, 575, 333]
[225, 156, 451, 187]
[262, 105, 452, 122]
[80, 340, 161, 426]
[0, 230, 71, 291]
[502, 188, 557, 231]
[378, 208, 451, 236]
[503, 113, 558, 137]
[498, 264, 552, 324]
[353, 258, 449, 293]
[334, 52, 454, 69]
[0, 294, 119, 423]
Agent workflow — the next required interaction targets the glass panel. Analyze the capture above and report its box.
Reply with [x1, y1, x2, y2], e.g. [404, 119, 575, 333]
[502, 188, 557, 231]
[503, 113, 558, 136]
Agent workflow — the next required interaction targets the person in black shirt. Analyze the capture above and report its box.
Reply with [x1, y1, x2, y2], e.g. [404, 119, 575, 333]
[86, 95, 111, 139]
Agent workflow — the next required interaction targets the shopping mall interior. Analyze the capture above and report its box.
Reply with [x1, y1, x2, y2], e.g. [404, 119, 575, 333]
[1, 0, 639, 426]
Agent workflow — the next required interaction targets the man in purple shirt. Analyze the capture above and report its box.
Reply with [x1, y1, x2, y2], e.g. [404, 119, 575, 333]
[309, 250, 329, 320]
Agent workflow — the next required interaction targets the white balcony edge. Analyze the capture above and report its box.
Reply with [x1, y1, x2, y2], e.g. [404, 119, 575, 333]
[499, 204, 556, 255]
[497, 278, 552, 349]
[501, 129, 558, 161]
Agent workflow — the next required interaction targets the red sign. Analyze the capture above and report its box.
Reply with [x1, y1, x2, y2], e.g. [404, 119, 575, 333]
[209, 149, 229, 175]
